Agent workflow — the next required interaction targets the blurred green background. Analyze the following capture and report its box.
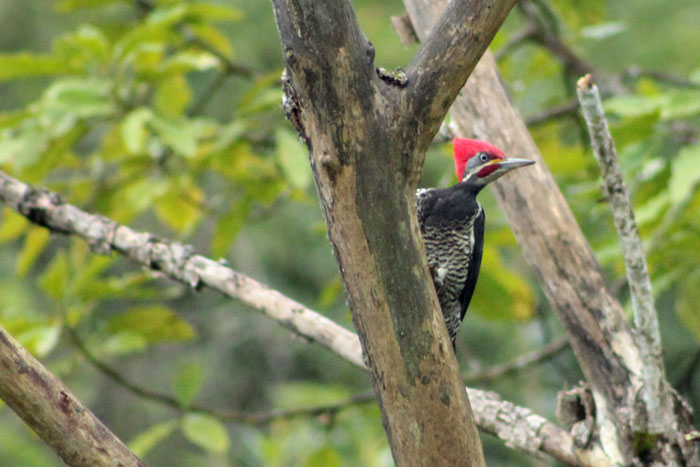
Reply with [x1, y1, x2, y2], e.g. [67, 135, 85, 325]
[0, 0, 699, 465]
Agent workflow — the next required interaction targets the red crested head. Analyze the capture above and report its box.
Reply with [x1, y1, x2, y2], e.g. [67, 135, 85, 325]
[453, 138, 505, 181]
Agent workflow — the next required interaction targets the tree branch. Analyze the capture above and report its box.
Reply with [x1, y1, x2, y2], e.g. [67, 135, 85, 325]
[464, 336, 569, 385]
[69, 326, 377, 424]
[576, 74, 675, 435]
[403, 0, 518, 151]
[469, 389, 608, 466]
[0, 169, 600, 465]
[0, 170, 364, 369]
[0, 324, 144, 467]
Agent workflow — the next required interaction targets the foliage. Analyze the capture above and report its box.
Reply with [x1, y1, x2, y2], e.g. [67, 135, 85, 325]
[0, 0, 699, 465]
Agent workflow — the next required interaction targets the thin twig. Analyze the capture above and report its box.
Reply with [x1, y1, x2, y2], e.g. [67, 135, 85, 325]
[494, 26, 535, 61]
[525, 98, 579, 126]
[186, 69, 231, 117]
[576, 74, 675, 434]
[464, 336, 569, 384]
[675, 346, 700, 393]
[68, 327, 374, 424]
[623, 67, 700, 89]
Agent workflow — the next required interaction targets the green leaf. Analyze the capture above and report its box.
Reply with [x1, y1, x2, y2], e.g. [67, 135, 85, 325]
[670, 143, 700, 205]
[275, 128, 310, 189]
[39, 252, 70, 301]
[154, 179, 203, 233]
[186, 3, 243, 22]
[0, 53, 67, 81]
[211, 204, 248, 258]
[173, 361, 204, 406]
[108, 305, 196, 344]
[57, 0, 124, 11]
[18, 320, 62, 357]
[0, 208, 28, 243]
[604, 94, 667, 117]
[661, 89, 700, 120]
[304, 446, 342, 467]
[635, 192, 670, 226]
[156, 52, 219, 76]
[155, 74, 192, 116]
[470, 245, 535, 320]
[581, 21, 626, 40]
[181, 414, 229, 454]
[54, 24, 111, 66]
[129, 419, 178, 458]
[150, 114, 198, 157]
[17, 228, 50, 278]
[677, 275, 700, 342]
[121, 107, 153, 154]
[42, 78, 116, 118]
[187, 23, 235, 59]
[99, 332, 148, 356]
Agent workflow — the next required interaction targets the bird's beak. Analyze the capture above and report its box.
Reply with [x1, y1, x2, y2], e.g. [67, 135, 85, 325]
[497, 158, 535, 172]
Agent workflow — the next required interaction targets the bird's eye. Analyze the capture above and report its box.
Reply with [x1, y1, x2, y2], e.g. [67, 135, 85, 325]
[478, 153, 489, 162]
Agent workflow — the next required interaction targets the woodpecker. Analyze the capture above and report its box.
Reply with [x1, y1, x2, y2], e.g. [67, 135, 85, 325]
[416, 138, 534, 346]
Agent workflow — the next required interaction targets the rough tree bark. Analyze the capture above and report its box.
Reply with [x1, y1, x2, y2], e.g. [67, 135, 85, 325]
[401, 1, 698, 463]
[270, 0, 516, 464]
[0, 324, 143, 467]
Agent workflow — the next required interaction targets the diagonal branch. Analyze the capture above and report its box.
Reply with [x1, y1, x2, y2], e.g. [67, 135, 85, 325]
[0, 323, 144, 467]
[0, 170, 364, 368]
[403, 0, 518, 150]
[0, 168, 602, 465]
[464, 336, 569, 384]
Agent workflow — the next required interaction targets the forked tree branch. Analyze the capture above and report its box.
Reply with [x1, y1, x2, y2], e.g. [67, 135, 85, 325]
[0, 169, 603, 465]
[270, 0, 521, 463]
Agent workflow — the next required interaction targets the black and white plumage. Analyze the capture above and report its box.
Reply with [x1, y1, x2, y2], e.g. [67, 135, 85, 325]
[416, 138, 535, 346]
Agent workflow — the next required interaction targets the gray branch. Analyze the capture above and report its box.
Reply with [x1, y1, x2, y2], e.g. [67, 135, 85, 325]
[0, 170, 364, 369]
[0, 168, 603, 465]
[576, 74, 676, 435]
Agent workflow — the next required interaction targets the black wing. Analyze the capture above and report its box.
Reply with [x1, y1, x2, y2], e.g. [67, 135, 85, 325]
[458, 208, 484, 322]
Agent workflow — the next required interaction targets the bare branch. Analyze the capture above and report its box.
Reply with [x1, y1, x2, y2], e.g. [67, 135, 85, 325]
[0, 169, 600, 465]
[519, 1, 594, 79]
[525, 98, 580, 126]
[0, 170, 365, 368]
[576, 74, 676, 435]
[69, 327, 376, 424]
[0, 324, 144, 467]
[470, 389, 609, 466]
[464, 337, 569, 384]
[494, 26, 536, 61]
[623, 66, 700, 89]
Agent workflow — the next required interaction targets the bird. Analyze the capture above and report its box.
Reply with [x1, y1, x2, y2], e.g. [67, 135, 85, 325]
[416, 138, 535, 347]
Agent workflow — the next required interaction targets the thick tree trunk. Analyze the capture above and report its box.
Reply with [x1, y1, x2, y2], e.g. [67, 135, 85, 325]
[270, 0, 516, 464]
